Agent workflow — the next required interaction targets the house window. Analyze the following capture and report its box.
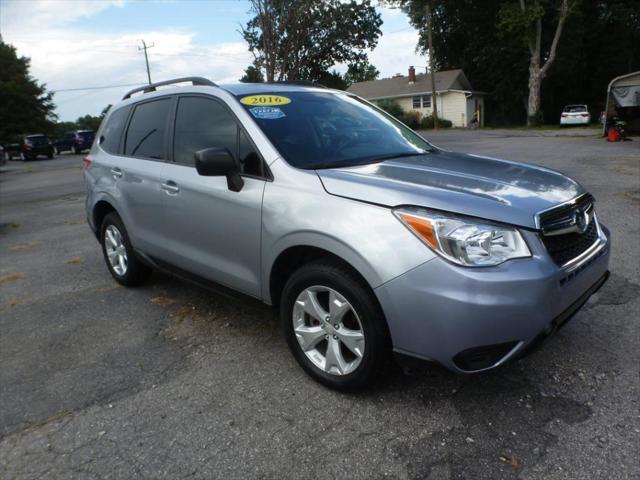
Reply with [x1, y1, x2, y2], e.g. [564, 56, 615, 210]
[423, 95, 431, 108]
[412, 96, 421, 109]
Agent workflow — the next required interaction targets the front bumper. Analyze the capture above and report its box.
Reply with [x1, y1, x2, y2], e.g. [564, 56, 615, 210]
[375, 226, 611, 373]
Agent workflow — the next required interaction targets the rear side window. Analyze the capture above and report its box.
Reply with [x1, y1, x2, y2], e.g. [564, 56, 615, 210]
[173, 97, 237, 166]
[100, 106, 130, 154]
[124, 99, 171, 159]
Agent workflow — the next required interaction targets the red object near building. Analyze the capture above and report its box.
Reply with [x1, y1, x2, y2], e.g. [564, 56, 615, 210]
[607, 128, 621, 142]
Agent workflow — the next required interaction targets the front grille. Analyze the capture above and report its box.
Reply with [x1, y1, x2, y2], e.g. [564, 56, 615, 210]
[538, 194, 601, 267]
[541, 214, 598, 266]
[538, 193, 594, 229]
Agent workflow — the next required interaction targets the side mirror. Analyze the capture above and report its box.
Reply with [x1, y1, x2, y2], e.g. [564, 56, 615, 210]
[195, 147, 244, 192]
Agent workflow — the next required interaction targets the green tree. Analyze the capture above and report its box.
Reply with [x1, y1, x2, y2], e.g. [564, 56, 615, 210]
[316, 70, 350, 90]
[0, 42, 56, 143]
[344, 61, 379, 84]
[75, 114, 102, 131]
[240, 65, 265, 83]
[498, 0, 573, 125]
[394, 0, 639, 125]
[241, 0, 382, 83]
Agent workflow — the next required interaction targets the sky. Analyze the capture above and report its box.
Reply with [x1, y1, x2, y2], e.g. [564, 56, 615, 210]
[0, 0, 426, 121]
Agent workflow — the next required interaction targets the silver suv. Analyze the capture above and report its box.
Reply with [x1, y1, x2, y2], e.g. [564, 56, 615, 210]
[85, 77, 610, 390]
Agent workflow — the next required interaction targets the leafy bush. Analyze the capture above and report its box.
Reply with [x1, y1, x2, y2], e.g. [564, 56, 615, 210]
[375, 99, 404, 118]
[397, 112, 422, 129]
[420, 115, 452, 129]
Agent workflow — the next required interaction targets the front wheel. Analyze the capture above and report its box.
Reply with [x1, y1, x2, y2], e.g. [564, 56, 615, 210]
[280, 260, 390, 391]
[100, 212, 152, 286]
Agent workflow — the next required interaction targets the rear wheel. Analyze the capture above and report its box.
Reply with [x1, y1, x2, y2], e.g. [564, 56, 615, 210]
[100, 212, 152, 286]
[280, 260, 390, 391]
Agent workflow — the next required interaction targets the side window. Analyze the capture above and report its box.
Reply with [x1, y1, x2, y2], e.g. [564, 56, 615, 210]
[100, 106, 130, 155]
[124, 99, 171, 159]
[412, 96, 421, 109]
[173, 97, 237, 166]
[423, 95, 431, 108]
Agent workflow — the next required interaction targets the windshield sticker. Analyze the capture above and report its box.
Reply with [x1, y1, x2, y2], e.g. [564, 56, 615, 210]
[241, 95, 291, 106]
[250, 106, 286, 120]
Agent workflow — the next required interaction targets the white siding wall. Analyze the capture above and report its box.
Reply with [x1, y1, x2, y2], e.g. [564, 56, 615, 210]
[439, 91, 468, 127]
[386, 92, 471, 127]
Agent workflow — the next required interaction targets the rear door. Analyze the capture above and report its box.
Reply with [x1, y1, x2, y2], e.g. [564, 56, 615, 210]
[103, 97, 172, 257]
[158, 94, 267, 297]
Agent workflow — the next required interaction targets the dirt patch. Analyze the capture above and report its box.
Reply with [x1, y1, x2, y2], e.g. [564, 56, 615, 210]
[150, 296, 177, 306]
[8, 241, 40, 252]
[0, 272, 25, 285]
[64, 256, 82, 265]
[623, 190, 640, 207]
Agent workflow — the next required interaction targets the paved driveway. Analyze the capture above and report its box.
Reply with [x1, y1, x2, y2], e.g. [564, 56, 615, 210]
[0, 133, 638, 479]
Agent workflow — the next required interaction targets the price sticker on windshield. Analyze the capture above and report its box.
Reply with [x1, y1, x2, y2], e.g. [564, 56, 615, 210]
[240, 95, 291, 106]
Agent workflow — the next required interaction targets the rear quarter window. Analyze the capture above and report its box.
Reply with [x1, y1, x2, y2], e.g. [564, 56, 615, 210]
[100, 106, 131, 155]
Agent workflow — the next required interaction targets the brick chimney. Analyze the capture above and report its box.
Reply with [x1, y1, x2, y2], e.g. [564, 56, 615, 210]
[408, 66, 416, 83]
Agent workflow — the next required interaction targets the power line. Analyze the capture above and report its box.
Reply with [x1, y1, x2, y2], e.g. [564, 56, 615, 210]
[51, 83, 144, 93]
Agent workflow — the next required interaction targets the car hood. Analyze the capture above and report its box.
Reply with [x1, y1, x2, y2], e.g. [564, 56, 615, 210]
[316, 151, 585, 229]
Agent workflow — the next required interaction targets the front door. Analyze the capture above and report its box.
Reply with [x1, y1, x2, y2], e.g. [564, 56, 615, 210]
[159, 95, 266, 297]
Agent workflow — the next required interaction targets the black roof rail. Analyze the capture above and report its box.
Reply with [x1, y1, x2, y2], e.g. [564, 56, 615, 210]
[264, 80, 328, 89]
[122, 77, 217, 100]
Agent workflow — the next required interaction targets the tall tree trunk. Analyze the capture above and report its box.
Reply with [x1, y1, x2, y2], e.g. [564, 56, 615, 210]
[522, 0, 569, 126]
[426, 1, 438, 129]
[527, 64, 542, 123]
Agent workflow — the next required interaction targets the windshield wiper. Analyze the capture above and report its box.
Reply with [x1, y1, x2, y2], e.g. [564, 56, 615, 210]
[308, 151, 430, 170]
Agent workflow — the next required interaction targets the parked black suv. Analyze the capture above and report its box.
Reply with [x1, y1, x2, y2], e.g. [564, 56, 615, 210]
[5, 135, 55, 160]
[55, 130, 95, 154]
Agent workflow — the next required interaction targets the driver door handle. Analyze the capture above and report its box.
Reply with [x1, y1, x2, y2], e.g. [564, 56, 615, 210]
[161, 181, 180, 194]
[110, 167, 123, 178]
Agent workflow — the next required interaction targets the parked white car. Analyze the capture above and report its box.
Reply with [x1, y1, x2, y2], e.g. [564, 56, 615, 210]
[560, 105, 591, 126]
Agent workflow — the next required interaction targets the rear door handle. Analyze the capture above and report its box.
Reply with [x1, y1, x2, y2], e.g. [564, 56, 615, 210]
[110, 167, 123, 178]
[161, 181, 180, 194]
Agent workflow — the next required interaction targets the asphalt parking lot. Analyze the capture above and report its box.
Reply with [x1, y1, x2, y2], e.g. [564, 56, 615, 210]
[1, 131, 638, 480]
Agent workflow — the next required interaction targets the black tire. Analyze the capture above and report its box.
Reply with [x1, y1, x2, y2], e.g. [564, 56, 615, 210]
[47, 152, 54, 159]
[100, 212, 152, 286]
[73, 147, 80, 155]
[280, 260, 391, 391]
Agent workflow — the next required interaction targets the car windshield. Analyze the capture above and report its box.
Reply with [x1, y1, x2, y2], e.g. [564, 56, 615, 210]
[563, 105, 587, 113]
[238, 91, 434, 169]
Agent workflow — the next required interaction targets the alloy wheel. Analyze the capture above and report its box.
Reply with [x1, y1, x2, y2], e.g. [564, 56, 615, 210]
[292, 285, 365, 376]
[104, 225, 128, 276]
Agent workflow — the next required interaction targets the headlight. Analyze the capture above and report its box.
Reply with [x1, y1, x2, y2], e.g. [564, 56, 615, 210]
[394, 207, 531, 267]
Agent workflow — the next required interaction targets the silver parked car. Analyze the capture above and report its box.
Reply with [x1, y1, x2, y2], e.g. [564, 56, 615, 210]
[84, 77, 610, 390]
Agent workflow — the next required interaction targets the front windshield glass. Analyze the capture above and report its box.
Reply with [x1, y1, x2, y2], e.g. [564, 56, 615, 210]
[238, 91, 434, 169]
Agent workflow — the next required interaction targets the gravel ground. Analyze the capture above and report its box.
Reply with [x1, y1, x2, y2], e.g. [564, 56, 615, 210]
[0, 132, 638, 480]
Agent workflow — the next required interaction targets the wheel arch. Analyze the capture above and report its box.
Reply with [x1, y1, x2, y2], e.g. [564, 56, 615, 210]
[92, 199, 118, 239]
[266, 241, 382, 308]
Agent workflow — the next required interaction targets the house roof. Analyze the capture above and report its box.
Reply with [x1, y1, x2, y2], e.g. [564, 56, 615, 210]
[347, 69, 476, 99]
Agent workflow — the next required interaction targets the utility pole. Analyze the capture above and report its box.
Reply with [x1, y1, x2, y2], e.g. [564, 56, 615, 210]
[425, 2, 439, 129]
[138, 40, 154, 85]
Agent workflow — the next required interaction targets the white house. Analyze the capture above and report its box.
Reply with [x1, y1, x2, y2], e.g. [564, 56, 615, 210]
[347, 67, 485, 127]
